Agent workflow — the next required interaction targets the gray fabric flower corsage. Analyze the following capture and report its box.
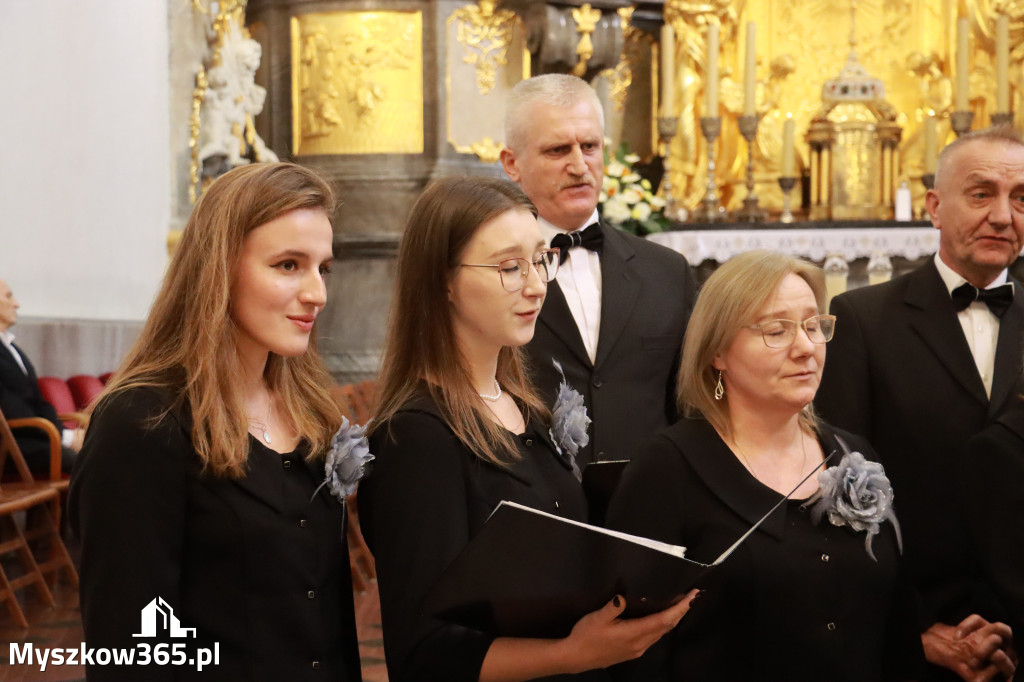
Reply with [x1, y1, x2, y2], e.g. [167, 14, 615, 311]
[312, 416, 375, 504]
[807, 439, 902, 561]
[548, 359, 590, 482]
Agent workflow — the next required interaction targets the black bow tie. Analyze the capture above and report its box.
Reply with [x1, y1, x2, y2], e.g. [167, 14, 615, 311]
[550, 224, 603, 264]
[951, 282, 1014, 318]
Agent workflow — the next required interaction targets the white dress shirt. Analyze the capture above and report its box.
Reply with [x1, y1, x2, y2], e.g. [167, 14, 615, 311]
[933, 253, 1008, 398]
[538, 211, 603, 364]
[0, 329, 28, 375]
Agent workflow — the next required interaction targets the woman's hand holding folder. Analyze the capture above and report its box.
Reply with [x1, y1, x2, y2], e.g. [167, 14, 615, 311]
[478, 589, 699, 682]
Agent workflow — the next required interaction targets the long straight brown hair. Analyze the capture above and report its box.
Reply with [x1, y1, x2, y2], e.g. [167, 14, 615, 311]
[371, 176, 550, 466]
[96, 162, 343, 477]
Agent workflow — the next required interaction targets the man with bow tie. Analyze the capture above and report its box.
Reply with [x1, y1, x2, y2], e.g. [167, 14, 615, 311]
[500, 74, 696, 466]
[817, 127, 1024, 682]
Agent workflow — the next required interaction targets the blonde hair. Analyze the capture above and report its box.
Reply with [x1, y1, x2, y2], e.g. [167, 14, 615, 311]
[371, 176, 550, 466]
[96, 162, 342, 477]
[678, 250, 825, 439]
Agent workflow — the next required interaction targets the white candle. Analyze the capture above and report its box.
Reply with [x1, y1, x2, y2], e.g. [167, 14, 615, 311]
[661, 23, 676, 117]
[956, 17, 970, 111]
[744, 22, 757, 116]
[705, 23, 719, 115]
[997, 13, 1010, 112]
[924, 114, 938, 174]
[781, 115, 795, 176]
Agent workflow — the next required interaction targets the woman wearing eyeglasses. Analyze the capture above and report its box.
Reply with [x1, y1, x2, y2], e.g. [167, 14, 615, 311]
[358, 176, 695, 682]
[607, 250, 923, 682]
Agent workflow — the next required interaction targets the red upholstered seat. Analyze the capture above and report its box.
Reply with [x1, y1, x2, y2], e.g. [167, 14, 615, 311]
[66, 375, 104, 411]
[36, 377, 77, 430]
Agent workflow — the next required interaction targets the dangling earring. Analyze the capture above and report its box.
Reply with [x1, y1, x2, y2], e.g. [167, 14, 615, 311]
[714, 369, 725, 401]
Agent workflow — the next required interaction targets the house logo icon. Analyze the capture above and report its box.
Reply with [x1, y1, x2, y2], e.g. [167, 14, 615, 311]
[132, 597, 197, 638]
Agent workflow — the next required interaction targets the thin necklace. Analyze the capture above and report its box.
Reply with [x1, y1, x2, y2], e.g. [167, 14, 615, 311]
[478, 379, 502, 402]
[248, 400, 273, 444]
[732, 430, 807, 483]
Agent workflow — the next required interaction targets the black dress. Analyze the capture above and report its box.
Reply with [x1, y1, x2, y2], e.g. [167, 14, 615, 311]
[606, 418, 923, 682]
[69, 387, 362, 682]
[358, 392, 608, 682]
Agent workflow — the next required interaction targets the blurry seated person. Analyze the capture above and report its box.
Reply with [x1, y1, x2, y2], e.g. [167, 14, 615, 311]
[0, 277, 82, 473]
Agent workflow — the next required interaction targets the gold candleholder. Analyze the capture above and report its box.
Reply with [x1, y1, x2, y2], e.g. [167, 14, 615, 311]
[691, 116, 726, 223]
[992, 112, 1014, 126]
[950, 110, 974, 137]
[735, 114, 766, 222]
[657, 117, 688, 223]
[777, 176, 796, 224]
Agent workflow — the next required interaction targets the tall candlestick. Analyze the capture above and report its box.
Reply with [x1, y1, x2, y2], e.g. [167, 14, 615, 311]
[781, 115, 795, 177]
[956, 17, 970, 112]
[744, 22, 757, 116]
[924, 114, 938, 174]
[661, 23, 676, 117]
[997, 13, 1010, 112]
[705, 23, 719, 115]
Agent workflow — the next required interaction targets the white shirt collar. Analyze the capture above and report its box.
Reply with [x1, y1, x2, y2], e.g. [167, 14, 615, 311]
[933, 252, 1008, 295]
[0, 329, 15, 348]
[537, 209, 601, 247]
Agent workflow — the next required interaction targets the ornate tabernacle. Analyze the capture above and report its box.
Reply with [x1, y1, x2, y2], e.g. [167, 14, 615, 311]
[806, 6, 901, 221]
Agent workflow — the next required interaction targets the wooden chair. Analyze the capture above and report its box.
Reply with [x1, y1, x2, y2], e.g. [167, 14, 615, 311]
[330, 381, 378, 593]
[0, 407, 78, 628]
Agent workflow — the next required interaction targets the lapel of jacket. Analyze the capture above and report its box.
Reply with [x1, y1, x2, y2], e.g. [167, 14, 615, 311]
[665, 419, 788, 541]
[989, 278, 1024, 416]
[1, 342, 32, 380]
[594, 225, 641, 368]
[537, 279, 592, 368]
[905, 261, 989, 408]
[230, 438, 288, 514]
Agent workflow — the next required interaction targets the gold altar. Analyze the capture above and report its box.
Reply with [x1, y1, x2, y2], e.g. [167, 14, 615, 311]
[663, 0, 1024, 218]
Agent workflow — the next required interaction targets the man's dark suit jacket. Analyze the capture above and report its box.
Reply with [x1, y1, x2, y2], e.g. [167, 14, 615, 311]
[525, 223, 696, 465]
[960, 395, 1024, 644]
[0, 340, 65, 467]
[816, 260, 1024, 661]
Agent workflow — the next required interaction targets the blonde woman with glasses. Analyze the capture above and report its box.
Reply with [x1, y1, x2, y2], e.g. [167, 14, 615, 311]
[607, 250, 923, 681]
[358, 176, 694, 682]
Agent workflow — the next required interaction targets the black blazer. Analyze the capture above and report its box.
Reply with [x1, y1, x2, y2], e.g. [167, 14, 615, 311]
[358, 393, 607, 682]
[0, 341, 63, 450]
[68, 387, 362, 682]
[525, 224, 696, 465]
[606, 418, 923, 682]
[960, 396, 1024, 642]
[816, 260, 1024, 633]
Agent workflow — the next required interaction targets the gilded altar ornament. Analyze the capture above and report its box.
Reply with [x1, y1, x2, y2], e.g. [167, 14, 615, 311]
[291, 11, 423, 155]
[453, 0, 518, 95]
[468, 138, 504, 164]
[806, 1, 902, 220]
[599, 7, 638, 113]
[571, 4, 603, 78]
[188, 67, 208, 205]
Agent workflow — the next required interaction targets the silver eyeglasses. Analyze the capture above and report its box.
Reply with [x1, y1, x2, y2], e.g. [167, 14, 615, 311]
[460, 249, 560, 292]
[742, 314, 837, 348]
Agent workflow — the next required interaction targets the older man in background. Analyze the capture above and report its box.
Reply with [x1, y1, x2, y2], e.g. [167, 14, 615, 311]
[0, 277, 82, 473]
[500, 74, 696, 465]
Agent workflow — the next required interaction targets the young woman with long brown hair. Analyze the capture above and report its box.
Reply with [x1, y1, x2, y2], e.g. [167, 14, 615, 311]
[69, 162, 362, 681]
[358, 175, 694, 682]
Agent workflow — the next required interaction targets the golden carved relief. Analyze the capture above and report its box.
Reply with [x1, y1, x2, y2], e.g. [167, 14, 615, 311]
[452, 0, 518, 95]
[572, 4, 603, 77]
[445, 4, 528, 163]
[291, 11, 423, 155]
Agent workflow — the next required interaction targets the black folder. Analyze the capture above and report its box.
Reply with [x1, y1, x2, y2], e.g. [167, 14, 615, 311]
[423, 453, 833, 639]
